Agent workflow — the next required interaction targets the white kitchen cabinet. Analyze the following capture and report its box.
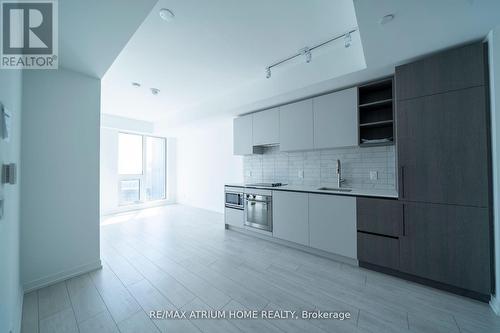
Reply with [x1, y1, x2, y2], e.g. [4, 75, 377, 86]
[279, 99, 314, 151]
[313, 87, 358, 149]
[233, 115, 253, 155]
[253, 107, 279, 146]
[273, 191, 309, 245]
[225, 207, 244, 227]
[308, 194, 357, 259]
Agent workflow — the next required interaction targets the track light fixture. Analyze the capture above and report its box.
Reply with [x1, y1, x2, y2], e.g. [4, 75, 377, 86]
[264, 28, 357, 79]
[344, 32, 352, 48]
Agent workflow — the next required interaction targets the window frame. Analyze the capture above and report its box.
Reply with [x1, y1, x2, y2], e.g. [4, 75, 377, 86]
[117, 131, 167, 206]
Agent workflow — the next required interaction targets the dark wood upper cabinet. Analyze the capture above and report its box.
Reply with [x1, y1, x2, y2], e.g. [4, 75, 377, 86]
[396, 42, 486, 101]
[397, 86, 489, 207]
[399, 202, 491, 296]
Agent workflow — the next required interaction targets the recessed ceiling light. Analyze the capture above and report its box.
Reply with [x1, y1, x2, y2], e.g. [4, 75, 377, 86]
[159, 8, 175, 22]
[131, 82, 141, 88]
[380, 14, 395, 25]
[150, 88, 160, 96]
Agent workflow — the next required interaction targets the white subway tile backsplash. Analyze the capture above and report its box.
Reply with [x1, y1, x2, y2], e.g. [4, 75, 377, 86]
[243, 145, 396, 190]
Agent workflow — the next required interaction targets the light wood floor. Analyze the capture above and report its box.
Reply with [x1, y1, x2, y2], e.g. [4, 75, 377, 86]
[21, 204, 500, 333]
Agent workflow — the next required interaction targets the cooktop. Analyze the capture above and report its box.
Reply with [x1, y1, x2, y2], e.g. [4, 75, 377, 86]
[245, 183, 286, 187]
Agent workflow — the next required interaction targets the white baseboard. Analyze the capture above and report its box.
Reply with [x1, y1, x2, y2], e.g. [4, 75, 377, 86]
[491, 295, 500, 315]
[23, 260, 102, 294]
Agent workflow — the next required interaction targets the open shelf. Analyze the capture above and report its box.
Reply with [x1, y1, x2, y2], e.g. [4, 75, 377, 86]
[360, 120, 394, 128]
[359, 98, 393, 108]
[358, 79, 393, 105]
[358, 77, 394, 147]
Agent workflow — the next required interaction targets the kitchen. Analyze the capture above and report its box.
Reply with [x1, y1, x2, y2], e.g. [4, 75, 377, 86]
[225, 42, 492, 302]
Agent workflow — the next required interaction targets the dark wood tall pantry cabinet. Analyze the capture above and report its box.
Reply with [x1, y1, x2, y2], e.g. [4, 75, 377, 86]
[395, 42, 492, 300]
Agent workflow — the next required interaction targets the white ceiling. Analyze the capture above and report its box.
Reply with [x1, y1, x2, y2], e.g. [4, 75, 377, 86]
[354, 0, 500, 69]
[102, 0, 365, 124]
[102, 0, 500, 129]
[59, 0, 157, 78]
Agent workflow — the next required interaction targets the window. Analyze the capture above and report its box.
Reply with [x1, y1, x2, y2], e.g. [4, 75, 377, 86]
[119, 179, 140, 203]
[118, 132, 167, 205]
[145, 136, 166, 201]
[118, 133, 143, 175]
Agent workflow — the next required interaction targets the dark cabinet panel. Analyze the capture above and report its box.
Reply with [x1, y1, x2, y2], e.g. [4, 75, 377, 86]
[358, 232, 399, 270]
[357, 198, 402, 237]
[399, 202, 491, 295]
[397, 87, 489, 207]
[396, 42, 485, 100]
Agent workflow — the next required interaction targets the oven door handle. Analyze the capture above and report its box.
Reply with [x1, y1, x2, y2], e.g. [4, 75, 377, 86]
[246, 199, 269, 204]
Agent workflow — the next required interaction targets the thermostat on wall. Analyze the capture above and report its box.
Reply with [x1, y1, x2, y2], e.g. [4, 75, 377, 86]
[2, 164, 17, 185]
[1, 104, 12, 142]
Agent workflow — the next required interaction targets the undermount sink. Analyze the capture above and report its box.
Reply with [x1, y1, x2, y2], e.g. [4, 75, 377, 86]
[316, 187, 352, 192]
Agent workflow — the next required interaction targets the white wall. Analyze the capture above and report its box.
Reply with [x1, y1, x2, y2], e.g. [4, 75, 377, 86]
[488, 27, 500, 314]
[0, 71, 23, 333]
[100, 127, 119, 214]
[163, 116, 243, 213]
[21, 68, 101, 291]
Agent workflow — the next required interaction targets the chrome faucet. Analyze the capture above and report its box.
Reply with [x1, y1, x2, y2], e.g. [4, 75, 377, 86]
[336, 159, 346, 188]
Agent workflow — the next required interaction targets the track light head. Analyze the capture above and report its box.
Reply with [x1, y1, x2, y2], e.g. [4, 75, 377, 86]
[344, 32, 352, 48]
[306, 51, 312, 63]
[300, 47, 312, 64]
[266, 67, 271, 79]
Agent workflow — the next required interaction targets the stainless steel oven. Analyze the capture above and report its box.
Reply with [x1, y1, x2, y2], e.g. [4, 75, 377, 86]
[245, 193, 272, 232]
[225, 191, 244, 210]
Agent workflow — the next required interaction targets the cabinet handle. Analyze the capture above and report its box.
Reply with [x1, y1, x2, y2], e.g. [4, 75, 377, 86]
[402, 204, 406, 236]
[400, 166, 405, 198]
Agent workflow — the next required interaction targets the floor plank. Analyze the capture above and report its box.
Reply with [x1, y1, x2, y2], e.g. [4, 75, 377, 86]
[37, 282, 71, 320]
[127, 279, 201, 333]
[66, 274, 107, 323]
[39, 308, 78, 333]
[89, 264, 142, 323]
[78, 311, 119, 333]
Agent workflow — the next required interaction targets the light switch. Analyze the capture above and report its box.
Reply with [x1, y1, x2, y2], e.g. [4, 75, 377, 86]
[370, 171, 378, 180]
[298, 170, 304, 179]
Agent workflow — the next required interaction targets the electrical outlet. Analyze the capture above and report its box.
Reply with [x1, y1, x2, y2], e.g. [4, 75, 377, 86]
[370, 171, 378, 180]
[246, 170, 252, 177]
[298, 170, 304, 179]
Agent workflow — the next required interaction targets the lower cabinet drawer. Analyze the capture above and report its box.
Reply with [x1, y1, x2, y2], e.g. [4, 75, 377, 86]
[357, 232, 399, 270]
[225, 207, 244, 227]
[357, 197, 402, 237]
